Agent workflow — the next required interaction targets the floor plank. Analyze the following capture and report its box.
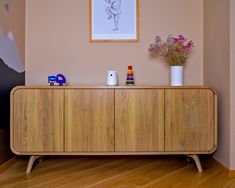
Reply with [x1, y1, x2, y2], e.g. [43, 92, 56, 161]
[0, 156, 234, 188]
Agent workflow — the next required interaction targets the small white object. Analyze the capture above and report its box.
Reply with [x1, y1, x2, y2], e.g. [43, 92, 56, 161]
[8, 31, 14, 41]
[171, 66, 183, 86]
[106, 70, 118, 86]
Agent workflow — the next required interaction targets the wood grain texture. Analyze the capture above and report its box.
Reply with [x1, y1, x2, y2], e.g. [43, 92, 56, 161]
[1, 157, 234, 188]
[0, 157, 17, 175]
[65, 89, 114, 152]
[10, 86, 217, 159]
[12, 89, 64, 153]
[11, 86, 217, 92]
[115, 89, 164, 152]
[165, 89, 215, 152]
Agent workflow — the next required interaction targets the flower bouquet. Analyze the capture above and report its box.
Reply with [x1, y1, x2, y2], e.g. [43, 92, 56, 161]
[149, 34, 194, 86]
[149, 34, 194, 66]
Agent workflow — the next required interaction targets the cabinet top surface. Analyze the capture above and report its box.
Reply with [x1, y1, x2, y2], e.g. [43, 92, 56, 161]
[11, 86, 217, 94]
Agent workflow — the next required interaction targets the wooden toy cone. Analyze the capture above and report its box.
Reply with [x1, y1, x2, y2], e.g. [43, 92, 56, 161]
[126, 66, 135, 86]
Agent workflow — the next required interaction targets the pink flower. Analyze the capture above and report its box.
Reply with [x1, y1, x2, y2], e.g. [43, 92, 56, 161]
[148, 34, 194, 66]
[173, 38, 179, 43]
[178, 35, 187, 41]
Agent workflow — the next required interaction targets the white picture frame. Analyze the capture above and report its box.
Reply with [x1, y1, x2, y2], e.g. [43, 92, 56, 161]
[89, 0, 139, 42]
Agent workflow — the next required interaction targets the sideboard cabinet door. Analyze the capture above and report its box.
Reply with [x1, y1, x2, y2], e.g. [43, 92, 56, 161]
[165, 89, 215, 152]
[65, 90, 114, 152]
[115, 89, 165, 152]
[13, 89, 64, 153]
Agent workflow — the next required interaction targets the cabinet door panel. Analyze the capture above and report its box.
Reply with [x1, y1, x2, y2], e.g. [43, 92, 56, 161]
[165, 89, 215, 152]
[13, 89, 64, 152]
[65, 90, 114, 152]
[115, 89, 164, 152]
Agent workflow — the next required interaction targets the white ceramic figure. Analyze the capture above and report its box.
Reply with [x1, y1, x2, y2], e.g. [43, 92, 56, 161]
[106, 70, 118, 86]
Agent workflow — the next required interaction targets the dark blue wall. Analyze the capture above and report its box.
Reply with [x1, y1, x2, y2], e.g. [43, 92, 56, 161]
[0, 58, 25, 130]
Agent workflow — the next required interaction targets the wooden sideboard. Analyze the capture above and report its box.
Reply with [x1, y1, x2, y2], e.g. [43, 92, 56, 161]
[10, 86, 217, 173]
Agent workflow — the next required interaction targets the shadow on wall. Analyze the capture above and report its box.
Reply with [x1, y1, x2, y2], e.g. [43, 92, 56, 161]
[0, 58, 25, 164]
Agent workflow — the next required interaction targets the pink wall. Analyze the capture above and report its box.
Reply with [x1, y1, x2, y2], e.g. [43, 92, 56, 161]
[204, 0, 231, 169]
[25, 0, 203, 86]
[230, 0, 235, 170]
[19, 0, 235, 170]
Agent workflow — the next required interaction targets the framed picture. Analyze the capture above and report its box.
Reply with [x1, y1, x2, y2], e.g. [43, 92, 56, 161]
[89, 0, 139, 42]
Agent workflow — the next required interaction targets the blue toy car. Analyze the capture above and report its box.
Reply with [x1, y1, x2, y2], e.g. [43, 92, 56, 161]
[48, 74, 66, 86]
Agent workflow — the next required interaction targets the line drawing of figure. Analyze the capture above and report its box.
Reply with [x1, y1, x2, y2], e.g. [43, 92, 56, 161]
[105, 0, 121, 31]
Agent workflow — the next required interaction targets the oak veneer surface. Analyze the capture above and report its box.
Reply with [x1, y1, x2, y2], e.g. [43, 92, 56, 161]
[115, 89, 164, 152]
[11, 86, 217, 156]
[165, 89, 214, 152]
[13, 89, 64, 153]
[65, 90, 114, 152]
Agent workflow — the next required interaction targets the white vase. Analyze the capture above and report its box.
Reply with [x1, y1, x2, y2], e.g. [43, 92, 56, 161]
[170, 66, 183, 86]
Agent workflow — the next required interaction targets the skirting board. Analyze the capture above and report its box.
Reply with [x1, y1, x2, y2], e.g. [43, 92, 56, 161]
[212, 158, 235, 177]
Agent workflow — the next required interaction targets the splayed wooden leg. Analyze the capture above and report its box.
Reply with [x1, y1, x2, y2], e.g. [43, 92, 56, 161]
[26, 155, 42, 174]
[186, 155, 203, 173]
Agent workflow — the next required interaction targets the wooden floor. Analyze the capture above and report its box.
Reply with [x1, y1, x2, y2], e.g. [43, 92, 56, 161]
[0, 156, 235, 188]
